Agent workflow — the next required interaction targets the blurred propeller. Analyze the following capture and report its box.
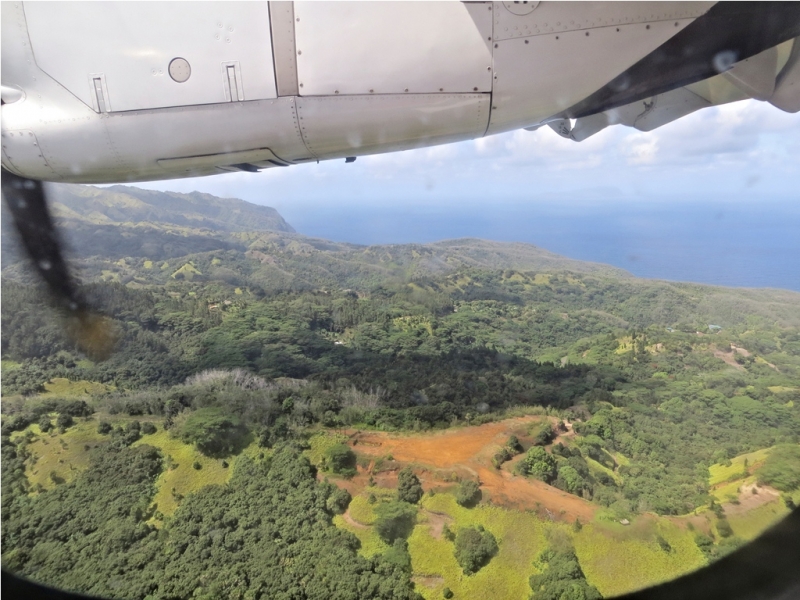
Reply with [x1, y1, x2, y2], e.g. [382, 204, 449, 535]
[1, 168, 116, 360]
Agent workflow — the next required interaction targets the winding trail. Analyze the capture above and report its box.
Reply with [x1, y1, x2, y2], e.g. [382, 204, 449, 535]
[341, 509, 368, 529]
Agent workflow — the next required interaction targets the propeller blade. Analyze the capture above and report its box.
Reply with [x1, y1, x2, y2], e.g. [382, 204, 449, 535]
[1, 168, 116, 360]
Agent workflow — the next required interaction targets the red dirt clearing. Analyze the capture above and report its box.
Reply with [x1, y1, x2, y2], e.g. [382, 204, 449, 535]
[350, 416, 596, 523]
[725, 483, 780, 516]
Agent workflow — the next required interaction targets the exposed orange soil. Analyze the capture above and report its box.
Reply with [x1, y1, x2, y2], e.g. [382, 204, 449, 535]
[327, 473, 367, 497]
[349, 416, 597, 523]
[354, 420, 521, 468]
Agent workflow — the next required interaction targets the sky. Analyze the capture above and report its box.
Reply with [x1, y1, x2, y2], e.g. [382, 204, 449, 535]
[133, 99, 800, 219]
[120, 99, 800, 289]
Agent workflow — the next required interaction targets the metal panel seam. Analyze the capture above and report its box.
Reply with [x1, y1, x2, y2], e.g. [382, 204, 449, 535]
[19, 2, 105, 113]
[484, 1, 498, 137]
[269, 1, 300, 97]
[99, 115, 128, 171]
[266, 2, 280, 98]
[292, 97, 317, 159]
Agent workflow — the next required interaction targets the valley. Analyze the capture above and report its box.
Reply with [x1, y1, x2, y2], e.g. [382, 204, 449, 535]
[2, 184, 799, 600]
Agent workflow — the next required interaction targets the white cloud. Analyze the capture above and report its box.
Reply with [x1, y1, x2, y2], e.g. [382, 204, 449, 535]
[621, 132, 659, 165]
[134, 99, 799, 205]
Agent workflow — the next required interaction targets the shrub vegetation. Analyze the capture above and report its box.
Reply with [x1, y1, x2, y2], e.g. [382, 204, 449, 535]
[454, 525, 498, 575]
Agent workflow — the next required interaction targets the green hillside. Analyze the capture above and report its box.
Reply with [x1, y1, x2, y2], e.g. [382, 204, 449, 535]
[1, 183, 293, 267]
[2, 184, 799, 600]
[51, 183, 296, 233]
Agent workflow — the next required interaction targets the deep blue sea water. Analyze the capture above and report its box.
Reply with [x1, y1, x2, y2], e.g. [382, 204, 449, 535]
[279, 198, 800, 292]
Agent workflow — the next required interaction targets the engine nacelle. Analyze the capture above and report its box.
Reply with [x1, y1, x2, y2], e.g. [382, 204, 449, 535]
[2, 2, 798, 184]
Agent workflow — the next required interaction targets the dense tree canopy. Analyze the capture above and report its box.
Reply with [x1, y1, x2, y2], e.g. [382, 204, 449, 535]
[397, 468, 424, 504]
[174, 407, 248, 457]
[374, 501, 418, 544]
[453, 526, 498, 575]
[326, 443, 357, 476]
[521, 446, 557, 483]
[1, 439, 421, 600]
[757, 445, 800, 492]
[455, 480, 481, 507]
[529, 545, 602, 600]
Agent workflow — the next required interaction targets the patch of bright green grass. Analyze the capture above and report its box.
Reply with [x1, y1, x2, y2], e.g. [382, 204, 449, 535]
[348, 495, 378, 525]
[42, 378, 109, 396]
[335, 487, 710, 599]
[574, 518, 705, 597]
[347, 491, 396, 524]
[586, 456, 622, 485]
[304, 431, 348, 467]
[611, 451, 631, 467]
[407, 524, 460, 599]
[532, 274, 552, 286]
[711, 477, 752, 503]
[332, 487, 396, 557]
[728, 499, 790, 540]
[1, 359, 21, 373]
[133, 429, 245, 522]
[409, 493, 549, 600]
[333, 515, 389, 557]
[23, 419, 108, 491]
[709, 448, 772, 486]
[171, 262, 202, 281]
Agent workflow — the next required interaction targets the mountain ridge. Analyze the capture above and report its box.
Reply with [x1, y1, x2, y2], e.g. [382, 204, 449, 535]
[50, 183, 296, 233]
[3, 184, 800, 329]
[3, 184, 631, 279]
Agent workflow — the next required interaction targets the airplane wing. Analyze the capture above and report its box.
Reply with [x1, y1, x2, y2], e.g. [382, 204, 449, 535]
[2, 1, 799, 182]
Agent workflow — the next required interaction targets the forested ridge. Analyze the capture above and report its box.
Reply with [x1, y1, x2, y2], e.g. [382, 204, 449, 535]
[2, 185, 799, 599]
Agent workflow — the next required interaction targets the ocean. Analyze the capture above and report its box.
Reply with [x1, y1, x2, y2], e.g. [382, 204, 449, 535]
[279, 197, 800, 292]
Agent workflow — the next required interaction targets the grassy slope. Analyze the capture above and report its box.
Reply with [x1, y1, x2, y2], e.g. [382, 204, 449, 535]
[131, 429, 239, 523]
[333, 513, 390, 558]
[42, 378, 111, 396]
[20, 420, 108, 491]
[706, 446, 792, 505]
[709, 448, 772, 486]
[304, 431, 349, 466]
[410, 493, 549, 600]
[586, 456, 623, 485]
[12, 414, 795, 599]
[15, 415, 257, 524]
[728, 500, 790, 540]
[574, 519, 705, 597]
[336, 489, 708, 600]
